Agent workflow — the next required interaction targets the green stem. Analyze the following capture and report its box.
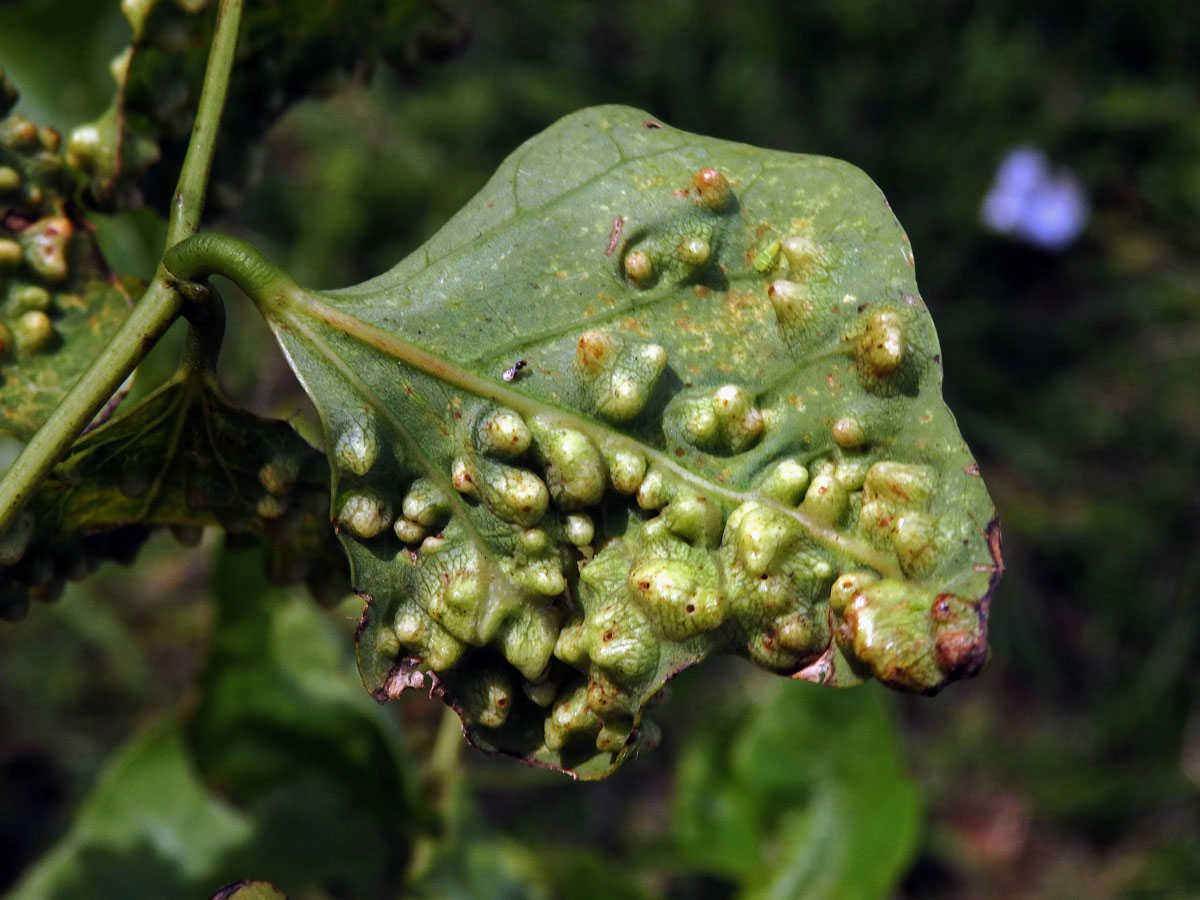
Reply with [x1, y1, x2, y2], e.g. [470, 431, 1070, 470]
[162, 231, 299, 306]
[167, 0, 244, 245]
[0, 0, 244, 533]
[406, 705, 465, 885]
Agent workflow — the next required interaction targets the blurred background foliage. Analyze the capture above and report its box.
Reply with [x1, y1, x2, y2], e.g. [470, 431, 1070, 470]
[2, 0, 1199, 897]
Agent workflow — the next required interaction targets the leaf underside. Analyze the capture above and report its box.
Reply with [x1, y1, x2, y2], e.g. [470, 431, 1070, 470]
[261, 105, 1002, 779]
[0, 367, 345, 620]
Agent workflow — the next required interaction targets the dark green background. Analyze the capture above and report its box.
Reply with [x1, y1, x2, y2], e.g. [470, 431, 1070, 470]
[2, 1, 1198, 897]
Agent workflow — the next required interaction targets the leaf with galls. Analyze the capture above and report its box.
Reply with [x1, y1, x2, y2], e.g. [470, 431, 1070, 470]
[0, 367, 345, 621]
[0, 70, 135, 439]
[228, 106, 1001, 779]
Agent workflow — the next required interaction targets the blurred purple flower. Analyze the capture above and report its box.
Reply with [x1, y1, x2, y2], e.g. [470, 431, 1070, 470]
[981, 146, 1088, 251]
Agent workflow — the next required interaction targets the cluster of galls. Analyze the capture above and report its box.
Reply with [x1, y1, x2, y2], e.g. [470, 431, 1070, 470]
[0, 382, 348, 621]
[0, 70, 77, 364]
[618, 167, 733, 291]
[0, 508, 151, 622]
[329, 163, 989, 773]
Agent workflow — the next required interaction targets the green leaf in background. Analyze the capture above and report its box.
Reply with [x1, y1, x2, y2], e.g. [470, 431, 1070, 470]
[0, 70, 134, 440]
[66, 0, 467, 213]
[6, 549, 421, 900]
[4, 717, 254, 900]
[0, 359, 345, 622]
[224, 105, 1000, 778]
[672, 680, 920, 900]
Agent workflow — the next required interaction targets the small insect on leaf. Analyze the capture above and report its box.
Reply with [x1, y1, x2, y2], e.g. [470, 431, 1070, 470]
[502, 359, 528, 381]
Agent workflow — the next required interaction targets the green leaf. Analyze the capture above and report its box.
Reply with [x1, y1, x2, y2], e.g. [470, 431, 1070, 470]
[0, 70, 134, 439]
[65, 0, 466, 213]
[0, 364, 344, 621]
[5, 716, 256, 900]
[672, 680, 920, 900]
[7, 551, 421, 900]
[237, 105, 1000, 778]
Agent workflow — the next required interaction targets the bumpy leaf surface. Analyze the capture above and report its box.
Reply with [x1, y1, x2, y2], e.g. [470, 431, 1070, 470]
[66, 0, 465, 213]
[0, 365, 345, 621]
[0, 71, 134, 438]
[259, 106, 1002, 778]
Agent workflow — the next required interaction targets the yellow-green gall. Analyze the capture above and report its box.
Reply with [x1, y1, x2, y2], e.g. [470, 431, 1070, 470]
[0, 238, 22, 270]
[576, 329, 618, 375]
[890, 511, 942, 578]
[255, 494, 288, 519]
[834, 457, 870, 491]
[391, 604, 466, 673]
[337, 489, 392, 539]
[583, 599, 659, 681]
[863, 461, 936, 510]
[766, 278, 820, 350]
[514, 557, 567, 597]
[393, 517, 424, 544]
[679, 397, 719, 446]
[8, 285, 52, 313]
[832, 416, 866, 449]
[628, 557, 726, 640]
[0, 166, 19, 193]
[636, 467, 672, 510]
[673, 384, 764, 455]
[450, 457, 478, 496]
[334, 418, 379, 476]
[596, 717, 634, 753]
[531, 421, 605, 510]
[20, 216, 72, 282]
[800, 470, 848, 526]
[660, 490, 723, 547]
[829, 571, 879, 616]
[780, 235, 828, 277]
[563, 512, 595, 547]
[475, 459, 550, 526]
[424, 564, 491, 642]
[691, 167, 733, 211]
[461, 666, 514, 729]
[257, 455, 299, 496]
[604, 444, 647, 494]
[499, 606, 559, 679]
[587, 670, 635, 718]
[14, 310, 54, 354]
[513, 528, 545, 556]
[757, 458, 810, 505]
[544, 682, 600, 752]
[523, 678, 558, 708]
[713, 384, 764, 452]
[623, 248, 654, 286]
[476, 407, 531, 458]
[856, 308, 907, 378]
[591, 342, 667, 423]
[727, 502, 796, 577]
[402, 477, 451, 528]
[677, 235, 711, 266]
